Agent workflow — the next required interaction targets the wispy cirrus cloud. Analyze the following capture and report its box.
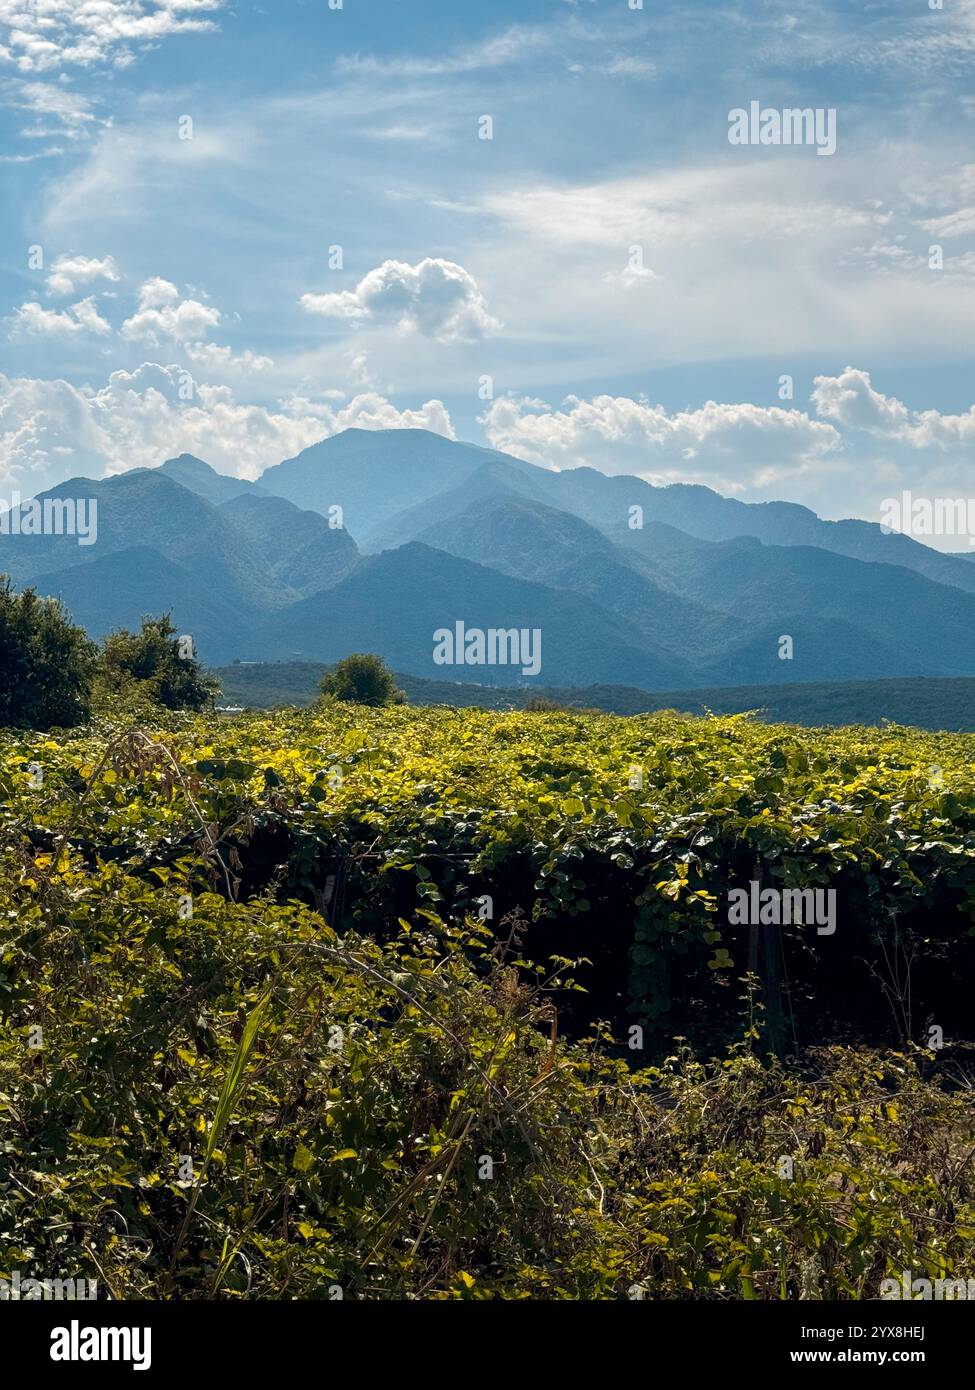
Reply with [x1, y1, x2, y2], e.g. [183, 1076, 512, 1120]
[334, 23, 558, 79]
[1, 77, 100, 138]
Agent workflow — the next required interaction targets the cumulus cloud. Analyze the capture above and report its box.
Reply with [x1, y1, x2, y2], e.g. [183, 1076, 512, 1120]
[11, 296, 111, 336]
[184, 342, 274, 375]
[0, 0, 224, 73]
[46, 253, 120, 296]
[69, 296, 113, 335]
[480, 392, 842, 492]
[121, 277, 221, 346]
[300, 258, 501, 343]
[9, 269, 275, 377]
[117, 278, 273, 373]
[0, 364, 455, 493]
[811, 367, 975, 448]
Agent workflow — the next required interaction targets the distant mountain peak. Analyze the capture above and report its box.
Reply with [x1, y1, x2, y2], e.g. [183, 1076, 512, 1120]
[161, 452, 218, 474]
[152, 454, 269, 504]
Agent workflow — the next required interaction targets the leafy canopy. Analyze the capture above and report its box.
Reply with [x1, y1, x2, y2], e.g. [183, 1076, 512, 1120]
[0, 576, 96, 730]
[99, 614, 220, 712]
[320, 652, 405, 707]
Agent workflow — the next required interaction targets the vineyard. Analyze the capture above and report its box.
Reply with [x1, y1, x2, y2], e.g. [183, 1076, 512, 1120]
[1, 704, 974, 1298]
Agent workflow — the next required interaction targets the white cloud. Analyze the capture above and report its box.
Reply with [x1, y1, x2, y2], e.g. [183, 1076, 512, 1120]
[602, 55, 655, 77]
[46, 252, 120, 296]
[41, 123, 248, 239]
[465, 156, 975, 373]
[480, 392, 842, 494]
[10, 296, 111, 336]
[300, 257, 501, 343]
[364, 124, 438, 143]
[811, 367, 975, 449]
[117, 278, 273, 374]
[3, 79, 99, 138]
[0, 146, 65, 163]
[919, 208, 975, 239]
[481, 165, 891, 252]
[121, 277, 221, 346]
[68, 296, 112, 335]
[184, 342, 274, 375]
[0, 0, 224, 73]
[0, 364, 455, 493]
[334, 24, 554, 78]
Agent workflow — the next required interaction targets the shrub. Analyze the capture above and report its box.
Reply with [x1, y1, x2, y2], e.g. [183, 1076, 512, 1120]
[99, 615, 219, 711]
[0, 577, 96, 729]
[0, 866, 970, 1299]
[320, 653, 405, 707]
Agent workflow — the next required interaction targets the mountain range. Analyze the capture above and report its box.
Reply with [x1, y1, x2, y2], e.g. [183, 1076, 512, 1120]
[3, 428, 974, 688]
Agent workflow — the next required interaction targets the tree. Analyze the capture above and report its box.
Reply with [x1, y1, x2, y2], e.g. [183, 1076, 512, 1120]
[0, 578, 97, 730]
[320, 653, 405, 707]
[99, 616, 219, 711]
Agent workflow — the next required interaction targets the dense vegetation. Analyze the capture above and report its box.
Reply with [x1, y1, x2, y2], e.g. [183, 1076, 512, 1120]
[0, 588, 217, 730]
[99, 615, 220, 713]
[0, 704, 973, 1297]
[0, 580, 96, 730]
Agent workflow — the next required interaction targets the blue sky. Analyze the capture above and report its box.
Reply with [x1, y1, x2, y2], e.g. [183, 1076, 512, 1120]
[1, 0, 974, 544]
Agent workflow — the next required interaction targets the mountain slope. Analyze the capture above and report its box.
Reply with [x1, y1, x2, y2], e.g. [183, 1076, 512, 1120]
[219, 493, 359, 595]
[6, 428, 973, 689]
[358, 435, 975, 598]
[415, 495, 728, 659]
[31, 547, 253, 660]
[254, 541, 693, 687]
[663, 536, 975, 678]
[1, 472, 286, 612]
[584, 472, 975, 597]
[366, 457, 556, 553]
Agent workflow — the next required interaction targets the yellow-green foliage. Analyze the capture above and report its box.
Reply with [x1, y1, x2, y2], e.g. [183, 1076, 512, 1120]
[1, 704, 973, 1026]
[0, 706, 973, 1298]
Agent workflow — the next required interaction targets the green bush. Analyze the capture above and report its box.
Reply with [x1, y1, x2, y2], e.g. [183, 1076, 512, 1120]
[0, 577, 96, 730]
[99, 615, 220, 712]
[320, 653, 404, 707]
